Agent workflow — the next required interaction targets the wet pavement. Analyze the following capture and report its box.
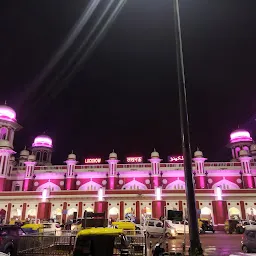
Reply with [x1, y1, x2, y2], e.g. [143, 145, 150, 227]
[148, 232, 245, 256]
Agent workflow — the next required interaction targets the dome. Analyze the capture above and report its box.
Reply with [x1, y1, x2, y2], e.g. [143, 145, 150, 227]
[250, 144, 256, 152]
[239, 149, 249, 157]
[32, 134, 53, 148]
[68, 153, 76, 160]
[109, 151, 117, 159]
[0, 104, 16, 122]
[20, 148, 29, 156]
[194, 150, 203, 158]
[0, 139, 11, 148]
[151, 149, 159, 158]
[28, 154, 36, 161]
[230, 129, 252, 143]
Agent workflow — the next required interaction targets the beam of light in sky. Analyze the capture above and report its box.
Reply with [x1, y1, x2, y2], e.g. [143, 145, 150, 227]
[18, 0, 101, 114]
[32, 0, 115, 107]
[51, 0, 127, 100]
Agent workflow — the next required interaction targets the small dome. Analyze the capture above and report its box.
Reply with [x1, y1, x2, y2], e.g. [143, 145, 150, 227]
[0, 104, 16, 122]
[10, 156, 15, 161]
[32, 134, 53, 148]
[109, 151, 117, 159]
[230, 129, 252, 143]
[194, 150, 203, 158]
[28, 154, 36, 161]
[250, 144, 256, 152]
[20, 148, 29, 156]
[239, 150, 249, 157]
[0, 139, 11, 148]
[68, 153, 76, 160]
[151, 149, 159, 158]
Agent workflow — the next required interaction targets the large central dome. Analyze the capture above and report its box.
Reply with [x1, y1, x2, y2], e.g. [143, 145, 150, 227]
[0, 105, 16, 122]
[230, 129, 252, 143]
[32, 134, 53, 148]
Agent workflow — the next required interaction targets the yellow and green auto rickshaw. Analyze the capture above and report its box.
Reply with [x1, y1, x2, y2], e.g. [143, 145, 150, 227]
[21, 223, 44, 234]
[111, 221, 136, 235]
[73, 228, 129, 256]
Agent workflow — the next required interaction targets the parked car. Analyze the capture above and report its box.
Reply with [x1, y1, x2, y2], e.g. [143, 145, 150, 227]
[0, 225, 26, 256]
[144, 219, 177, 238]
[241, 226, 256, 253]
[165, 220, 189, 234]
[119, 220, 144, 231]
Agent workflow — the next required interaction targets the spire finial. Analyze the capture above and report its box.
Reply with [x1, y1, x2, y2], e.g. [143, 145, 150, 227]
[4, 100, 7, 105]
[153, 148, 156, 152]
[197, 146, 200, 151]
[24, 146, 26, 150]
[112, 149, 115, 153]
[71, 149, 74, 154]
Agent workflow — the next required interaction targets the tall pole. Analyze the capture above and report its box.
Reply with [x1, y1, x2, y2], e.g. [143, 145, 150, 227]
[173, 0, 203, 255]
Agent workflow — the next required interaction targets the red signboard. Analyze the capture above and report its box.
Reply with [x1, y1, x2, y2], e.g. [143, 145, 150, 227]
[168, 155, 184, 163]
[84, 158, 102, 164]
[126, 157, 143, 163]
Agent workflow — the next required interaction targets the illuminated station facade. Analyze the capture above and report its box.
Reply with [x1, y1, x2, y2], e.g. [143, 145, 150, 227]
[0, 104, 256, 230]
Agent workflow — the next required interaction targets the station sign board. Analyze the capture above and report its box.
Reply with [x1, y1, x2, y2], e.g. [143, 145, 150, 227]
[168, 155, 184, 163]
[126, 156, 143, 163]
[84, 158, 102, 164]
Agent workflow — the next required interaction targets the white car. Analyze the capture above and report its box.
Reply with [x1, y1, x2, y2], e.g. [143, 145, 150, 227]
[166, 220, 189, 234]
[144, 219, 177, 238]
[42, 222, 61, 234]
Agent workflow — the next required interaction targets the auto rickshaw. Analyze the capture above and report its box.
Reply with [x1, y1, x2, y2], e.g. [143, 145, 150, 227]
[112, 221, 136, 235]
[198, 218, 215, 233]
[224, 219, 244, 234]
[21, 223, 44, 234]
[73, 228, 129, 256]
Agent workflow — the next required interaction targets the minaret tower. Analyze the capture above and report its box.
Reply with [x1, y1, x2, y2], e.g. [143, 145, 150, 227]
[18, 146, 29, 166]
[0, 103, 22, 191]
[148, 149, 162, 187]
[106, 150, 119, 189]
[65, 151, 78, 190]
[31, 134, 53, 166]
[23, 154, 37, 191]
[239, 149, 254, 189]
[193, 148, 207, 189]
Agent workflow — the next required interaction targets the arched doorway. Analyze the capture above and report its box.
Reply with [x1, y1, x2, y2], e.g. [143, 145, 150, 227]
[52, 208, 62, 223]
[124, 207, 136, 222]
[246, 207, 256, 220]
[85, 207, 94, 212]
[0, 209, 6, 224]
[27, 209, 37, 222]
[11, 209, 22, 221]
[67, 208, 77, 222]
[109, 207, 119, 222]
[200, 207, 212, 220]
[141, 207, 152, 224]
[229, 207, 241, 220]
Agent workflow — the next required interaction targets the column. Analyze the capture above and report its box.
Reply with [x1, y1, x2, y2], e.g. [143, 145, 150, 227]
[106, 151, 119, 190]
[136, 201, 140, 224]
[94, 201, 108, 216]
[78, 202, 83, 218]
[240, 201, 246, 220]
[21, 203, 27, 220]
[148, 150, 162, 188]
[152, 200, 166, 219]
[0, 150, 14, 191]
[23, 155, 36, 191]
[212, 200, 228, 231]
[119, 201, 124, 220]
[62, 202, 67, 223]
[37, 202, 51, 220]
[193, 150, 207, 189]
[6, 203, 12, 223]
[239, 153, 255, 189]
[65, 153, 77, 190]
[178, 201, 183, 212]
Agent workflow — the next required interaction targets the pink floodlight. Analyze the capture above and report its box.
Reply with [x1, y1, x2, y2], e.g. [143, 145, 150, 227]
[230, 130, 252, 143]
[0, 105, 16, 121]
[32, 135, 53, 148]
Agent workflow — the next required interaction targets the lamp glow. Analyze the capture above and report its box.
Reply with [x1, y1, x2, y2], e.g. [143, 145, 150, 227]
[42, 188, 50, 202]
[230, 130, 252, 143]
[215, 186, 222, 201]
[155, 187, 162, 200]
[98, 187, 104, 201]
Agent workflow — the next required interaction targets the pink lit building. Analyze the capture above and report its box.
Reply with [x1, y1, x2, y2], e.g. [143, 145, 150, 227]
[0, 104, 256, 229]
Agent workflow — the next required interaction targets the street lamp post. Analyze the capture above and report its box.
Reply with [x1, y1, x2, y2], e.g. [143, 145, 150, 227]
[173, 0, 203, 255]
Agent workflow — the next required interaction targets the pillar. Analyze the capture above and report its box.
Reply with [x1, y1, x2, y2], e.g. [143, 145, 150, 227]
[240, 201, 246, 220]
[243, 175, 255, 189]
[37, 202, 51, 220]
[23, 155, 36, 191]
[107, 176, 117, 190]
[62, 202, 67, 223]
[0, 178, 6, 191]
[194, 176, 207, 189]
[65, 153, 77, 190]
[120, 201, 124, 220]
[193, 150, 207, 189]
[149, 150, 162, 188]
[6, 203, 12, 223]
[152, 200, 166, 219]
[178, 200, 183, 212]
[21, 203, 27, 220]
[78, 202, 83, 218]
[94, 201, 108, 216]
[107, 151, 119, 190]
[66, 177, 76, 190]
[136, 201, 140, 224]
[212, 200, 228, 231]
[239, 154, 255, 189]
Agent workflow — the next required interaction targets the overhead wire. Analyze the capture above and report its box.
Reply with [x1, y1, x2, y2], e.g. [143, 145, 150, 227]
[32, 0, 116, 108]
[18, 0, 102, 115]
[50, 0, 127, 100]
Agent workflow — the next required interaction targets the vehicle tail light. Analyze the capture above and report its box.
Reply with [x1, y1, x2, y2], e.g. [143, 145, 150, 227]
[56, 224, 60, 228]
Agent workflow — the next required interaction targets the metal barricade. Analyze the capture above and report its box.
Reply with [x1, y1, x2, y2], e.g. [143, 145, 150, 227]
[17, 234, 76, 255]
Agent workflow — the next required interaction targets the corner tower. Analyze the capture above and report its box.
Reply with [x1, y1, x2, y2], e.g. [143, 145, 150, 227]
[31, 134, 53, 166]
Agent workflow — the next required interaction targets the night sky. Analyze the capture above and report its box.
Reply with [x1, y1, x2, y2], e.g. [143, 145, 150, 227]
[1, 0, 256, 164]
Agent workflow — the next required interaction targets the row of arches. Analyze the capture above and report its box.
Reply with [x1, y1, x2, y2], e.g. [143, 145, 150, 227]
[35, 178, 241, 192]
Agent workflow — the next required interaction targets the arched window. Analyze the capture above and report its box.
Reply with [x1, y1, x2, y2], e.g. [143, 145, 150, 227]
[15, 184, 20, 191]
[43, 152, 48, 161]
[0, 127, 8, 140]
[36, 152, 40, 161]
